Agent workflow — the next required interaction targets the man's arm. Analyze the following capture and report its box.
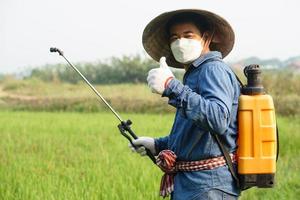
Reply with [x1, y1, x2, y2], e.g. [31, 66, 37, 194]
[163, 64, 235, 135]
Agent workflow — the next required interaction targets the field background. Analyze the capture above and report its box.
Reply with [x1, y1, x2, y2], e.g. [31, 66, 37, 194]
[0, 70, 299, 199]
[0, 112, 299, 200]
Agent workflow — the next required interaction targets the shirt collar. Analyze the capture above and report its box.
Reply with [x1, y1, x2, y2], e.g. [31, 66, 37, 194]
[191, 51, 222, 68]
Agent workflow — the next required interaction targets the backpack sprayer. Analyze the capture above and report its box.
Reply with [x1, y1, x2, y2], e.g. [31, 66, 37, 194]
[216, 65, 279, 190]
[49, 47, 156, 164]
[206, 65, 278, 190]
[237, 65, 278, 189]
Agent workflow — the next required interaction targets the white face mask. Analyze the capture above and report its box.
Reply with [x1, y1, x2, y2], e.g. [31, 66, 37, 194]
[170, 38, 203, 64]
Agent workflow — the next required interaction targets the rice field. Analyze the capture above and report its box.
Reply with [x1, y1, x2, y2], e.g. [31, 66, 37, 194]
[0, 111, 299, 200]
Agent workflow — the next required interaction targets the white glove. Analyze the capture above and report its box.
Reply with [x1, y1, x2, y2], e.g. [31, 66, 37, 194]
[129, 136, 156, 156]
[147, 57, 174, 94]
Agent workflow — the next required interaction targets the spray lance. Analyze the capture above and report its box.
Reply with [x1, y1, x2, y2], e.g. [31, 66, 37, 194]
[50, 47, 156, 164]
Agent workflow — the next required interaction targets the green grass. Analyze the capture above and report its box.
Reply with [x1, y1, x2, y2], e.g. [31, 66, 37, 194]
[1, 77, 300, 115]
[0, 79, 174, 113]
[0, 111, 299, 199]
[1, 78, 153, 99]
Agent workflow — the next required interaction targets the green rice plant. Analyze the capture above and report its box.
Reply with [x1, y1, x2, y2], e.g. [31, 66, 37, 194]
[0, 112, 299, 200]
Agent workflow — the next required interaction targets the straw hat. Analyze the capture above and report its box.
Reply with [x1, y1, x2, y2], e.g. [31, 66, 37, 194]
[142, 9, 235, 68]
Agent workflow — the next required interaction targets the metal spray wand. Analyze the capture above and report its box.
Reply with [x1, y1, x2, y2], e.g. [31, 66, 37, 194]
[50, 47, 156, 164]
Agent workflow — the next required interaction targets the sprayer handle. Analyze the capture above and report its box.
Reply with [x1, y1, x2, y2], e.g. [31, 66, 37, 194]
[119, 120, 156, 164]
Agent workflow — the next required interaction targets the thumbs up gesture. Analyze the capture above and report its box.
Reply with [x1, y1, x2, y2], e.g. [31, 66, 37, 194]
[147, 57, 174, 94]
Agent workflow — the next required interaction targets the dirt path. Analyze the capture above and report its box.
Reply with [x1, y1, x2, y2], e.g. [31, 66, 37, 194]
[0, 85, 39, 100]
[0, 85, 8, 97]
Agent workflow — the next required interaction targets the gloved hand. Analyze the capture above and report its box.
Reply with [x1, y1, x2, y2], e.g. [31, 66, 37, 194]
[147, 57, 174, 94]
[129, 136, 156, 156]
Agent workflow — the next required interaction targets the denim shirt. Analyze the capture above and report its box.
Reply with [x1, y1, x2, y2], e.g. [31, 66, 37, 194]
[155, 51, 241, 199]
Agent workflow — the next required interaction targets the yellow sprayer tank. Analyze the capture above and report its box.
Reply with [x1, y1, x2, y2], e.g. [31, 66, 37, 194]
[238, 65, 277, 189]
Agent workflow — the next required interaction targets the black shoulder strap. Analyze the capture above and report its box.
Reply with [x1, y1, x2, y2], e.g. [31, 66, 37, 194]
[210, 132, 240, 187]
[234, 73, 244, 88]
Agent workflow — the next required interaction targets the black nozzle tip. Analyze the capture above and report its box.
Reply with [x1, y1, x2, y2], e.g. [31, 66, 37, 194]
[50, 47, 63, 56]
[50, 47, 58, 52]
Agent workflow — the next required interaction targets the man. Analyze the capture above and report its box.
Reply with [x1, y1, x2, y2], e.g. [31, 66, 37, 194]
[129, 9, 240, 199]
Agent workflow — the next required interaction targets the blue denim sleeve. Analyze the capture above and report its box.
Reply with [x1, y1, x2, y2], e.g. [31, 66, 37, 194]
[154, 136, 169, 154]
[162, 64, 234, 135]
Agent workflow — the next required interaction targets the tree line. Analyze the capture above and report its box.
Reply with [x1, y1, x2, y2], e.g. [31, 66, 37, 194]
[28, 55, 184, 84]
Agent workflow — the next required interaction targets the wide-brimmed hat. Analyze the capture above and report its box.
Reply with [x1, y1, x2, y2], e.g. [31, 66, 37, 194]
[142, 9, 235, 68]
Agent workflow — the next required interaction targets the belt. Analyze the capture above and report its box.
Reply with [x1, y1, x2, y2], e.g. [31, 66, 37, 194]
[156, 150, 237, 198]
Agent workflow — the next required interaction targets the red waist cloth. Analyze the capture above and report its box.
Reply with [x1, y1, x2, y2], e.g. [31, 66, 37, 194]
[156, 150, 237, 198]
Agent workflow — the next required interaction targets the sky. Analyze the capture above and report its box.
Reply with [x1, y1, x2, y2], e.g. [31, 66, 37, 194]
[1, 0, 300, 73]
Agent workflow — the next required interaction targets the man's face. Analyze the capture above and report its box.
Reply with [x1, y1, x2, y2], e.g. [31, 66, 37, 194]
[169, 22, 203, 44]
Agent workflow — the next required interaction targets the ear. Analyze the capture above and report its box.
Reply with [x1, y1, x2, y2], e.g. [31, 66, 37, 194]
[202, 31, 213, 50]
[202, 32, 209, 40]
[202, 31, 214, 41]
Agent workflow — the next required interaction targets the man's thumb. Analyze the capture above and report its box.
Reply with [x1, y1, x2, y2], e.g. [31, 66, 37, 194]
[159, 57, 168, 69]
